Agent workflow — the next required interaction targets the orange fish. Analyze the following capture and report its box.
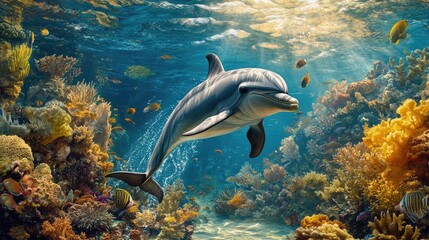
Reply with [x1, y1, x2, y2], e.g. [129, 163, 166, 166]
[143, 101, 161, 113]
[114, 156, 122, 161]
[189, 196, 195, 202]
[198, 191, 205, 195]
[301, 73, 310, 88]
[294, 59, 307, 69]
[127, 108, 136, 115]
[3, 178, 25, 196]
[214, 149, 223, 155]
[36, 100, 43, 106]
[109, 118, 116, 124]
[125, 118, 136, 124]
[112, 126, 125, 131]
[161, 55, 175, 60]
[1, 193, 23, 213]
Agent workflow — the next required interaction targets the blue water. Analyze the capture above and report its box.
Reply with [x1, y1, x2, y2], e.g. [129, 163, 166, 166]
[14, 0, 429, 238]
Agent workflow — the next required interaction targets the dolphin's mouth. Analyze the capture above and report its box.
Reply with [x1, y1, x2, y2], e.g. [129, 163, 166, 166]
[256, 92, 299, 111]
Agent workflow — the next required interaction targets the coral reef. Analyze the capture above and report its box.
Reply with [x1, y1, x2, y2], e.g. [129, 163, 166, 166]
[263, 159, 287, 183]
[0, 135, 33, 177]
[368, 211, 420, 240]
[295, 214, 353, 240]
[124, 65, 154, 79]
[67, 201, 113, 234]
[42, 217, 87, 240]
[226, 162, 262, 189]
[227, 190, 247, 208]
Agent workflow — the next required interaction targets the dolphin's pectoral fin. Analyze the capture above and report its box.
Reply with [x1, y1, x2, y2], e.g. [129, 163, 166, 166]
[183, 110, 232, 136]
[105, 171, 147, 187]
[247, 120, 265, 158]
[140, 178, 164, 203]
[106, 171, 164, 203]
[206, 53, 225, 79]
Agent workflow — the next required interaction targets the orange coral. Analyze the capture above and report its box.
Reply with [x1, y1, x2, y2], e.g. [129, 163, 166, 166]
[346, 79, 376, 96]
[42, 217, 87, 240]
[74, 194, 95, 205]
[227, 190, 247, 208]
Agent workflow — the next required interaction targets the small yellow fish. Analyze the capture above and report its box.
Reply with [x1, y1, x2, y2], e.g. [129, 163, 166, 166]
[112, 188, 134, 213]
[108, 118, 116, 124]
[124, 118, 136, 124]
[301, 73, 310, 88]
[390, 20, 408, 44]
[113, 108, 118, 111]
[1, 193, 23, 213]
[294, 59, 307, 69]
[3, 178, 25, 196]
[127, 108, 136, 115]
[41, 28, 49, 36]
[143, 101, 161, 113]
[111, 126, 124, 131]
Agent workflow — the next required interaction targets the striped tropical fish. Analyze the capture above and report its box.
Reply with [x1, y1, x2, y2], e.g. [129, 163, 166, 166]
[112, 188, 134, 217]
[395, 191, 429, 223]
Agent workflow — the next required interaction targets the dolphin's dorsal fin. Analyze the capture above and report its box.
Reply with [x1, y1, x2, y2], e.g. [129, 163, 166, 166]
[206, 53, 224, 79]
[183, 109, 232, 136]
[247, 120, 265, 158]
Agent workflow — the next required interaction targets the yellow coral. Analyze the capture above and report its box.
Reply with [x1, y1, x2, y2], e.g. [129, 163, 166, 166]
[227, 190, 247, 208]
[300, 214, 346, 230]
[25, 105, 73, 145]
[368, 210, 420, 240]
[363, 99, 429, 180]
[0, 43, 32, 106]
[133, 209, 158, 228]
[0, 135, 34, 178]
[365, 178, 406, 212]
[295, 222, 354, 240]
[8, 44, 31, 81]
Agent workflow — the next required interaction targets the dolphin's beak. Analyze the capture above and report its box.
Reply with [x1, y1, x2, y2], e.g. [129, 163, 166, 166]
[266, 92, 299, 111]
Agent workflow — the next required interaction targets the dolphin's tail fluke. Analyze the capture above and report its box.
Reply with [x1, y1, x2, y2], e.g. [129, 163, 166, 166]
[105, 171, 164, 203]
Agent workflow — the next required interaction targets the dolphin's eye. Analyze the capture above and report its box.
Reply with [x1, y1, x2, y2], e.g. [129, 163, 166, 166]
[239, 86, 248, 94]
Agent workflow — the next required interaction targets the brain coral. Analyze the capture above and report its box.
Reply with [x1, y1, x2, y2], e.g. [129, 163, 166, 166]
[0, 135, 34, 178]
[25, 105, 73, 145]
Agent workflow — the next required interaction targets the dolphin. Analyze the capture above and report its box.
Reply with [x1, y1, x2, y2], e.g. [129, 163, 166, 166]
[106, 53, 299, 202]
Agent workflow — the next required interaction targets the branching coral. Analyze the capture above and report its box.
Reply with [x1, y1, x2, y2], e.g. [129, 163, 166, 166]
[0, 135, 33, 177]
[332, 143, 384, 212]
[25, 105, 73, 145]
[226, 162, 262, 189]
[66, 82, 99, 125]
[35, 54, 78, 81]
[132, 209, 158, 229]
[263, 159, 286, 183]
[42, 217, 87, 240]
[92, 102, 111, 151]
[227, 190, 247, 208]
[279, 136, 299, 163]
[363, 99, 429, 180]
[368, 211, 420, 240]
[390, 47, 429, 84]
[67, 202, 113, 234]
[157, 179, 185, 214]
[158, 204, 198, 240]
[0, 43, 32, 106]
